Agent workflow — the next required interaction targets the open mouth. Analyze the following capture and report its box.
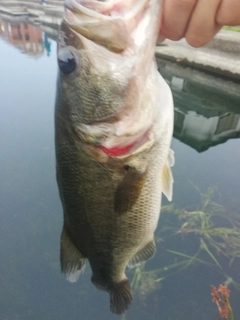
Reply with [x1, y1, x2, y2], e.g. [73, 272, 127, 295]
[65, 0, 149, 18]
[64, 0, 150, 53]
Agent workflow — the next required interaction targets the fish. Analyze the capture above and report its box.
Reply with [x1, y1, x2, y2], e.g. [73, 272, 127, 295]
[55, 0, 174, 315]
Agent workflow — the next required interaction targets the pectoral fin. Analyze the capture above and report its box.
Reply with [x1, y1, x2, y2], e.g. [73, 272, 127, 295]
[114, 166, 147, 215]
[162, 149, 174, 201]
[168, 148, 175, 167]
[128, 240, 156, 268]
[60, 226, 86, 283]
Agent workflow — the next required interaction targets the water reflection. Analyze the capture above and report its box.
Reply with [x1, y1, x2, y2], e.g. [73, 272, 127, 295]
[0, 16, 53, 57]
[0, 20, 240, 320]
[157, 58, 240, 152]
[43, 32, 51, 56]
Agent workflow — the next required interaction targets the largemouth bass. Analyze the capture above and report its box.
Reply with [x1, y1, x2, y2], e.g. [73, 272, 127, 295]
[55, 0, 174, 314]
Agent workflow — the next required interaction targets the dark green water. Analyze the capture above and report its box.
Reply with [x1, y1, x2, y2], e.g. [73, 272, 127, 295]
[0, 19, 240, 320]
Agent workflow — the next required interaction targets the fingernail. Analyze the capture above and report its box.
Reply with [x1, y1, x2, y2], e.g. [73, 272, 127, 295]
[157, 33, 166, 44]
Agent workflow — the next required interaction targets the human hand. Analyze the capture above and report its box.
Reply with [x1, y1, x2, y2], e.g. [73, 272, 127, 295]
[159, 0, 240, 47]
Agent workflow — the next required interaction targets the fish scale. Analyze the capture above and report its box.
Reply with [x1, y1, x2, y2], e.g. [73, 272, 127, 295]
[55, 0, 174, 314]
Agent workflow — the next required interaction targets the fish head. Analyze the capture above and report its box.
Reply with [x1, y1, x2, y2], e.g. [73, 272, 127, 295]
[57, 0, 164, 155]
[57, 17, 128, 124]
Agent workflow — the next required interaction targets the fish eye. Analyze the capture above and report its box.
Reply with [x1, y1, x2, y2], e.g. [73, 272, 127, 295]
[58, 48, 78, 75]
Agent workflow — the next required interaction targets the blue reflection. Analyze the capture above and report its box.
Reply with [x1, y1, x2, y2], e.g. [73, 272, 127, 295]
[0, 15, 240, 320]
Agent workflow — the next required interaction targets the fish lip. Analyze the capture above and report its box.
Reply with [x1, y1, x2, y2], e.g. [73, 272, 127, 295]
[65, 0, 150, 19]
[64, 0, 151, 52]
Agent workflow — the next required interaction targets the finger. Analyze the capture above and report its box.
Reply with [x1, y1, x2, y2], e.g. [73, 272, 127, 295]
[217, 0, 240, 26]
[156, 34, 166, 44]
[160, 0, 197, 41]
[185, 0, 222, 47]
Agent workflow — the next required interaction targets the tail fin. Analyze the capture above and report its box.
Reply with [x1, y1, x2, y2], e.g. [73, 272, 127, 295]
[110, 279, 132, 315]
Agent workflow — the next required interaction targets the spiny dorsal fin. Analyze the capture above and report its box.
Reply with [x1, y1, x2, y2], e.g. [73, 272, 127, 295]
[128, 240, 156, 268]
[110, 279, 132, 315]
[162, 149, 174, 201]
[114, 166, 147, 215]
[60, 226, 86, 283]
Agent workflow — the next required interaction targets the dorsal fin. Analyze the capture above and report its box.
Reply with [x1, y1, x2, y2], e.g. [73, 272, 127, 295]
[110, 279, 132, 314]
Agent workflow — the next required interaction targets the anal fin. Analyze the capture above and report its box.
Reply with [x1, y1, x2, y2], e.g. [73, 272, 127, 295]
[114, 166, 147, 215]
[60, 226, 86, 283]
[128, 240, 156, 268]
[110, 279, 132, 315]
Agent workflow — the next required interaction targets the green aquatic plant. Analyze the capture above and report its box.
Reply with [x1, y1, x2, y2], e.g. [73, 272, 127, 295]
[120, 255, 210, 319]
[128, 248, 214, 302]
[172, 187, 240, 264]
[121, 187, 240, 319]
[160, 186, 240, 317]
[130, 264, 163, 300]
[120, 259, 192, 320]
[166, 188, 240, 285]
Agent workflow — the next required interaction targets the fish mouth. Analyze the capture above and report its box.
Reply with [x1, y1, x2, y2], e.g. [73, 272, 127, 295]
[62, 0, 161, 157]
[65, 0, 149, 17]
[64, 0, 150, 52]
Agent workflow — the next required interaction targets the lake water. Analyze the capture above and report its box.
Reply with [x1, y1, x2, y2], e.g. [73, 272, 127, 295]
[0, 19, 240, 320]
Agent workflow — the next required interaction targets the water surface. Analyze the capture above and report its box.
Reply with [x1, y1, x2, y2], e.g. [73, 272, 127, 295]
[1, 19, 240, 320]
